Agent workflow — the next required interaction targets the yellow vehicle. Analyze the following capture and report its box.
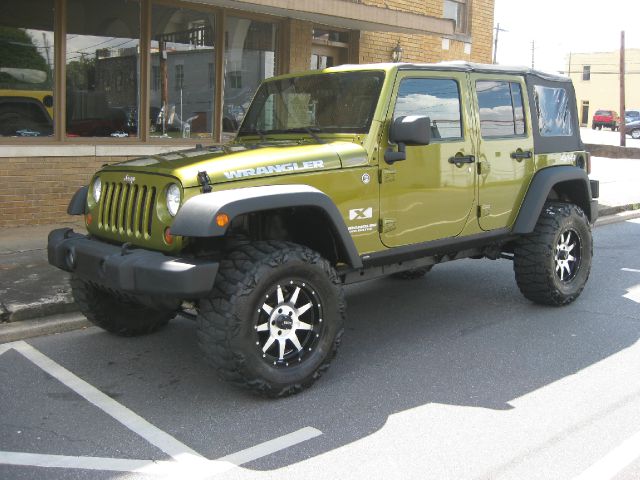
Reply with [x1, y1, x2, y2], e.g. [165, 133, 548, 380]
[0, 87, 53, 137]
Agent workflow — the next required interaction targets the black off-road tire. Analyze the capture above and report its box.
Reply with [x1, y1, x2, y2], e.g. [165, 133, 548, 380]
[197, 241, 346, 398]
[513, 202, 593, 306]
[70, 276, 176, 336]
[391, 266, 433, 280]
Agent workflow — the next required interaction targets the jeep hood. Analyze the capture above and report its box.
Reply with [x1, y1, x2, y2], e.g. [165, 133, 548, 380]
[102, 141, 368, 188]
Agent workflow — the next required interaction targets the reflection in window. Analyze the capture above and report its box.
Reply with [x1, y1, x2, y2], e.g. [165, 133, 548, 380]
[394, 78, 462, 140]
[151, 6, 216, 139]
[0, 0, 55, 137]
[476, 80, 526, 138]
[66, 0, 139, 138]
[223, 17, 276, 141]
[534, 85, 573, 137]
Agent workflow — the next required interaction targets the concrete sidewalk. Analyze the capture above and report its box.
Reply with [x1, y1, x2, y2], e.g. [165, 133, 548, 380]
[1, 155, 640, 341]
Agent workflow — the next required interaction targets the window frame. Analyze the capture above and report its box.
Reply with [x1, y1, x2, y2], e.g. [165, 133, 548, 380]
[582, 65, 591, 81]
[443, 0, 469, 35]
[475, 79, 528, 140]
[0, 0, 284, 146]
[392, 76, 465, 143]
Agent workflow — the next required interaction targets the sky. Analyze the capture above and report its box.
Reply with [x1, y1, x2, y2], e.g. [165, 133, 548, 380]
[493, 0, 640, 73]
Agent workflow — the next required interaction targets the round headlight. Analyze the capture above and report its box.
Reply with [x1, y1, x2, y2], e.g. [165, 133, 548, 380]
[92, 177, 102, 202]
[166, 183, 181, 217]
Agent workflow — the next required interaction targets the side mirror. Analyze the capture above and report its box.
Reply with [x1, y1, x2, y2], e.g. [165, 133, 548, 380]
[385, 116, 431, 164]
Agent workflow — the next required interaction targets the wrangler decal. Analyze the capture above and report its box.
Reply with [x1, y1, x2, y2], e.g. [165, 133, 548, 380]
[223, 160, 325, 179]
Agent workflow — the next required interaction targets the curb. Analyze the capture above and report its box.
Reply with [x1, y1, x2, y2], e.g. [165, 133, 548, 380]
[2, 204, 640, 344]
[0, 313, 90, 343]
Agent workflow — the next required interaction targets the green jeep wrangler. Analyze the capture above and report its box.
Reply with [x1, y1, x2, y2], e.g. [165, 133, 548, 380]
[49, 62, 599, 397]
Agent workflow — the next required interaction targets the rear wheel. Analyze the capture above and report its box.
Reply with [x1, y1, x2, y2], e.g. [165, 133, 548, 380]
[513, 202, 592, 306]
[70, 277, 176, 336]
[197, 241, 345, 397]
[631, 129, 640, 139]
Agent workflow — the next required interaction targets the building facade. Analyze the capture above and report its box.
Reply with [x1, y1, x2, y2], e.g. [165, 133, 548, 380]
[566, 49, 640, 127]
[0, 0, 495, 227]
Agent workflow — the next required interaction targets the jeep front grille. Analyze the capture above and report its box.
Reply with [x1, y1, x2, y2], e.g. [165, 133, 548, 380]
[98, 182, 156, 238]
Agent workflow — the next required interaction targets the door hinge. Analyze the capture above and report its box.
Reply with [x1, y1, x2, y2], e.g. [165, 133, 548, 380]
[379, 168, 396, 184]
[478, 204, 491, 218]
[379, 218, 396, 233]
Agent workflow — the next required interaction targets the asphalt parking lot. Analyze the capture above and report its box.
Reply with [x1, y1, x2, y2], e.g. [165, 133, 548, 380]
[1, 218, 640, 480]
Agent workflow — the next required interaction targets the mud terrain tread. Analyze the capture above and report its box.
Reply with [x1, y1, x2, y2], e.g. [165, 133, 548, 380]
[513, 202, 592, 306]
[197, 241, 345, 398]
[70, 276, 175, 336]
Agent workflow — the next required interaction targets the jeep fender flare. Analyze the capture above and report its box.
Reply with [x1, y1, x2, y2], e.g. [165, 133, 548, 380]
[171, 184, 362, 269]
[67, 186, 89, 215]
[512, 166, 595, 234]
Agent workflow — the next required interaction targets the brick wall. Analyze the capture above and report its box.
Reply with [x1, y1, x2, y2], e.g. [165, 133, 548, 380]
[0, 156, 132, 227]
[359, 0, 494, 64]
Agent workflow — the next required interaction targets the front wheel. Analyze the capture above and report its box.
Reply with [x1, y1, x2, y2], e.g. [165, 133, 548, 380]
[631, 129, 640, 140]
[70, 277, 176, 336]
[197, 241, 346, 397]
[513, 202, 593, 306]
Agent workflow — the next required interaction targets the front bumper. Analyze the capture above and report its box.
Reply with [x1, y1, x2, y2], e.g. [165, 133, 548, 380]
[48, 228, 218, 298]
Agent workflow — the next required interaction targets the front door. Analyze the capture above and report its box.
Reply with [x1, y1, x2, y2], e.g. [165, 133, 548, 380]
[470, 74, 535, 231]
[379, 71, 476, 248]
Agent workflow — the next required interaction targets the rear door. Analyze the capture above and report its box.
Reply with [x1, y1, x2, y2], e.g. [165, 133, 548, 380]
[470, 74, 534, 231]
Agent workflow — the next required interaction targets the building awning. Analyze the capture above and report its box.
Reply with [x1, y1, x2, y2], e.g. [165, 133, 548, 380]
[193, 0, 455, 35]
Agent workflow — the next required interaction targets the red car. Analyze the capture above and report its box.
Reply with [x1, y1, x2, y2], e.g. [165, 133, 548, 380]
[592, 110, 620, 131]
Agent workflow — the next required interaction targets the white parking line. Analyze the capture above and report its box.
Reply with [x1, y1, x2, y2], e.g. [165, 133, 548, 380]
[622, 268, 640, 273]
[571, 429, 640, 480]
[0, 341, 323, 476]
[6, 340, 204, 462]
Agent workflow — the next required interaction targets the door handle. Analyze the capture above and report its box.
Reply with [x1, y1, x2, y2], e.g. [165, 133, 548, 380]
[510, 150, 532, 160]
[448, 154, 475, 166]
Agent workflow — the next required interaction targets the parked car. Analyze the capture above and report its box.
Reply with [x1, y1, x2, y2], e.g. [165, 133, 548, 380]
[624, 119, 640, 139]
[49, 62, 598, 397]
[592, 110, 620, 131]
[624, 110, 640, 124]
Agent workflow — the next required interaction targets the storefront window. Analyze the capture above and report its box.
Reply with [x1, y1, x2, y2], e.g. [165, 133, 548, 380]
[66, 0, 140, 138]
[223, 17, 276, 142]
[0, 0, 55, 138]
[150, 5, 217, 140]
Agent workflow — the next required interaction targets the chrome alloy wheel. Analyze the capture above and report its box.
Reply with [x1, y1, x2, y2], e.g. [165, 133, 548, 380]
[255, 281, 322, 367]
[554, 229, 581, 282]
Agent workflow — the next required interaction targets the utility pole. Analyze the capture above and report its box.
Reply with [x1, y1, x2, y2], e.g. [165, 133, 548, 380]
[620, 31, 626, 147]
[531, 40, 535, 69]
[493, 23, 507, 64]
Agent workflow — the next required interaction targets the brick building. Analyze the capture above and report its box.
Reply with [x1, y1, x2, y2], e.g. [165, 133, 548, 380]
[565, 49, 640, 126]
[0, 0, 495, 227]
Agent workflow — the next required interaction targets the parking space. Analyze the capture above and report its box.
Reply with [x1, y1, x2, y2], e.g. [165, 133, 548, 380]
[1, 220, 640, 479]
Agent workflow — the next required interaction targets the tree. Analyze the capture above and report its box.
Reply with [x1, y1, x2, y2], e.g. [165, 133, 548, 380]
[0, 27, 52, 88]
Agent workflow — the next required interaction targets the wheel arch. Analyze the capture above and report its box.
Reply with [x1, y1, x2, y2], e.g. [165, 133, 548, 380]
[513, 166, 595, 234]
[171, 184, 362, 269]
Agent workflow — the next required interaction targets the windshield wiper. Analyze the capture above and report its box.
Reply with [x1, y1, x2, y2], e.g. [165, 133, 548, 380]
[282, 127, 325, 144]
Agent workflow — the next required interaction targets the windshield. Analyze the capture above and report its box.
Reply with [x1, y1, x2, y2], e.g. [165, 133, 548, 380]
[238, 71, 385, 136]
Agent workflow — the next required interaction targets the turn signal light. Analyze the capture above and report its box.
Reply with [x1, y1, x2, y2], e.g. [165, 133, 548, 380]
[215, 213, 230, 228]
[164, 227, 174, 245]
[85, 213, 93, 225]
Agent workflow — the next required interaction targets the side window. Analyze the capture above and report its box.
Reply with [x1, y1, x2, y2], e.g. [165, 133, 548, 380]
[393, 78, 462, 141]
[533, 85, 573, 137]
[476, 80, 526, 138]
